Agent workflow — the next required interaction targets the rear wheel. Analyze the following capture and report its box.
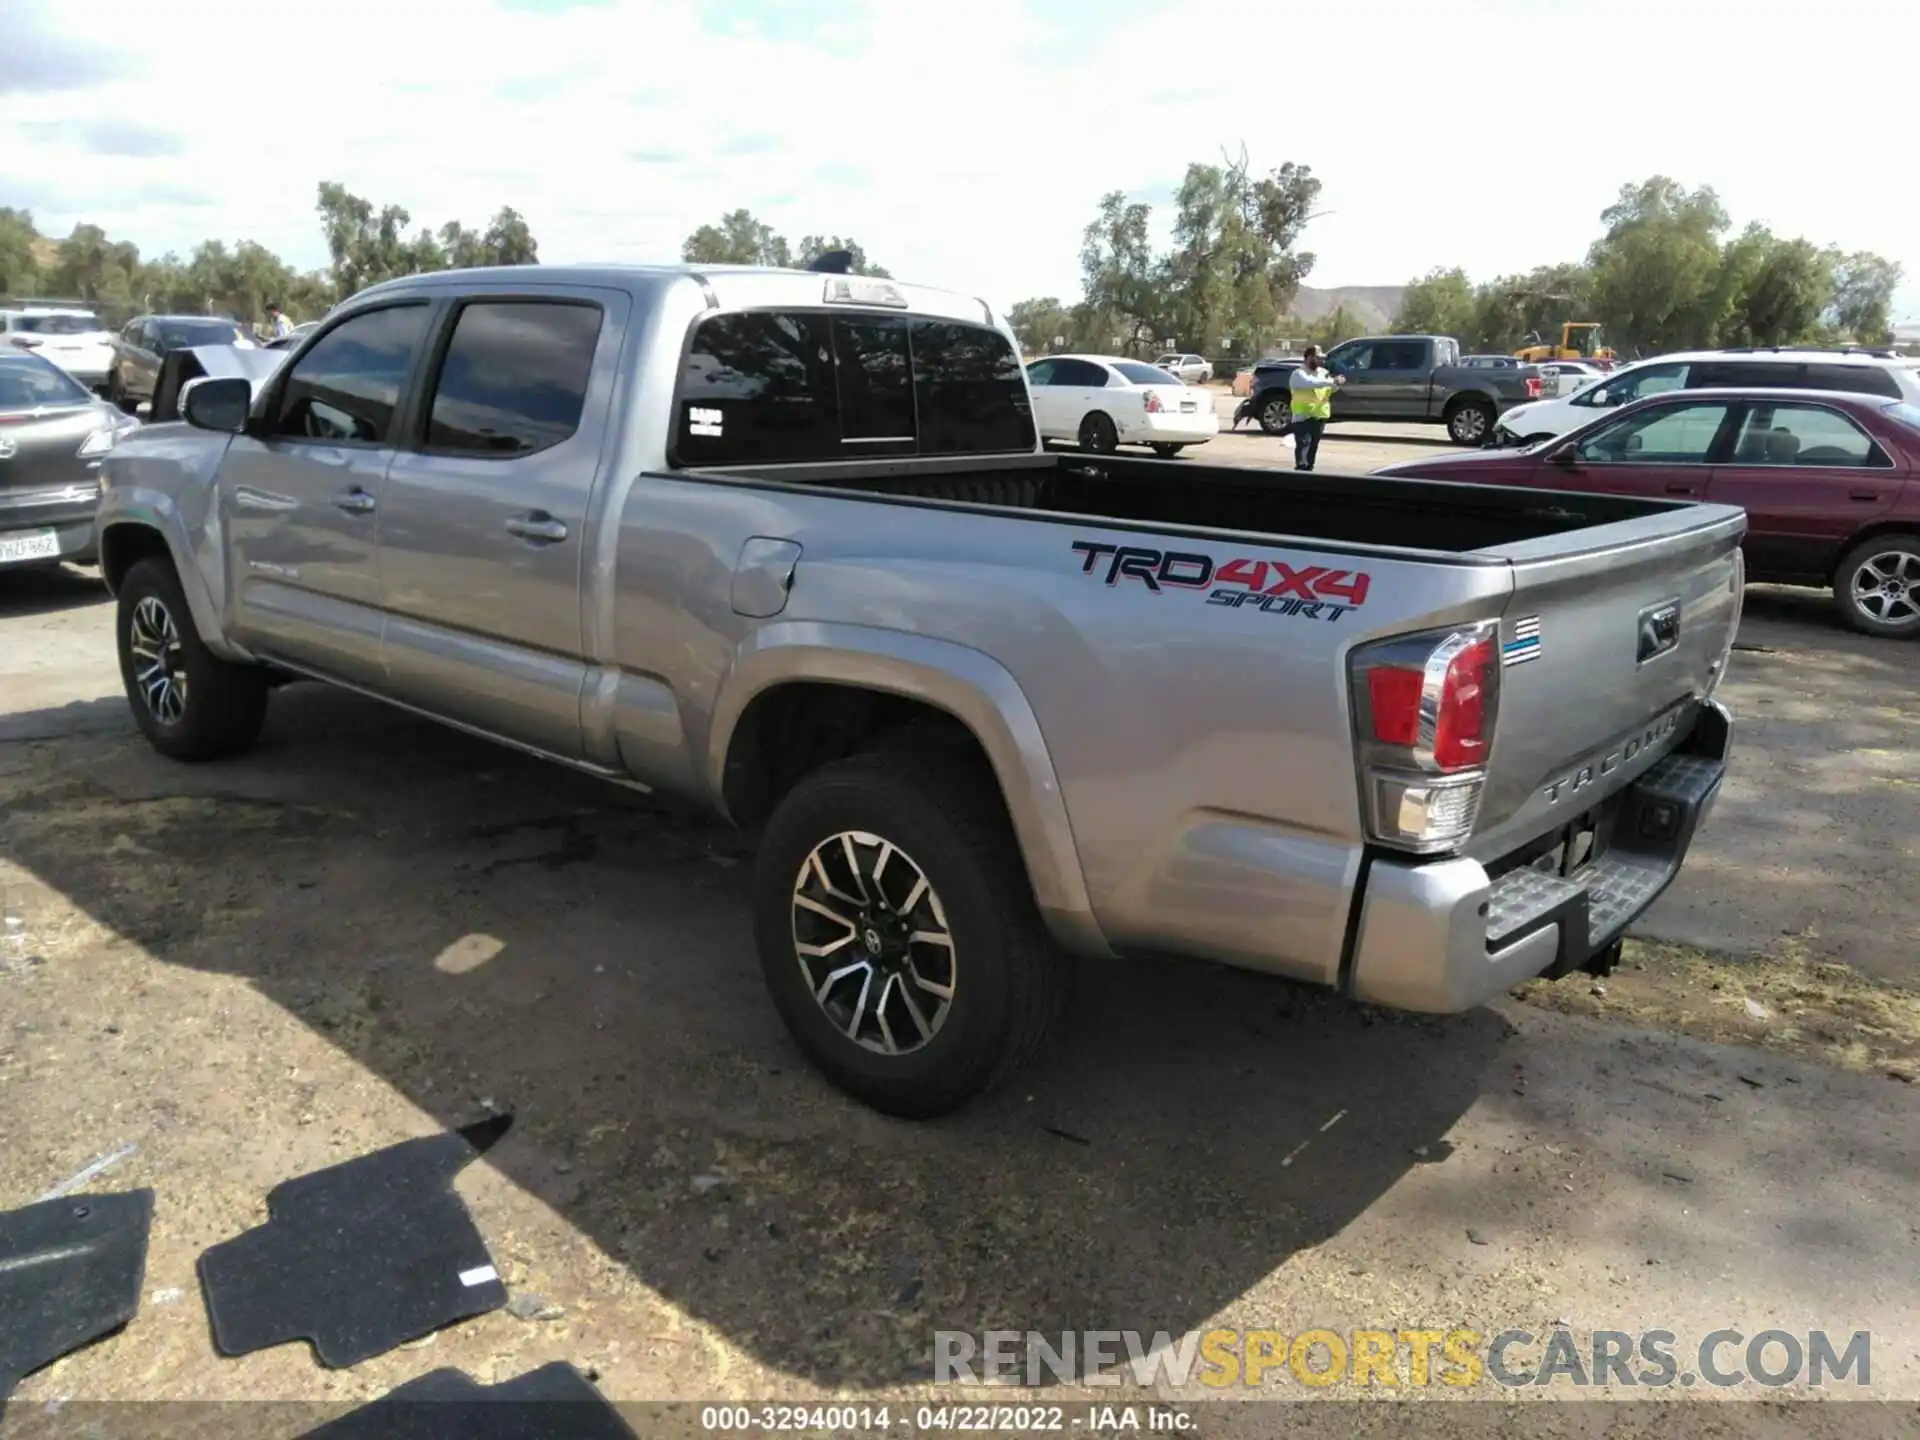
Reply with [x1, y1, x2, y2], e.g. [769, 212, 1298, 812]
[752, 749, 1068, 1118]
[1258, 396, 1292, 436]
[1151, 443, 1185, 458]
[1833, 534, 1920, 639]
[116, 558, 270, 760]
[1078, 411, 1118, 454]
[106, 369, 132, 414]
[1446, 399, 1495, 446]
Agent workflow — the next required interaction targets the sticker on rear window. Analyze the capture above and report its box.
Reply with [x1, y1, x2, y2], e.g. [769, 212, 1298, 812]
[688, 406, 723, 438]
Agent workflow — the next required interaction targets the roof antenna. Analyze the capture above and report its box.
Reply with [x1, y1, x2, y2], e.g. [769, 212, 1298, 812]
[807, 249, 854, 275]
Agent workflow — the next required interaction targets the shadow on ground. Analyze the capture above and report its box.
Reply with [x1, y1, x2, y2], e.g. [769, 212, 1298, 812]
[1637, 585, 1920, 980]
[0, 563, 108, 619]
[0, 684, 1504, 1388]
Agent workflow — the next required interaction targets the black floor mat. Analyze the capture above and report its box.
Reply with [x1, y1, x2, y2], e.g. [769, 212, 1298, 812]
[198, 1116, 511, 1368]
[0, 1189, 153, 1416]
[299, 1362, 637, 1440]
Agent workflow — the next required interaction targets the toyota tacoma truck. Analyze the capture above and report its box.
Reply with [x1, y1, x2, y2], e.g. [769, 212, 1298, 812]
[1242, 335, 1544, 446]
[95, 264, 1742, 1117]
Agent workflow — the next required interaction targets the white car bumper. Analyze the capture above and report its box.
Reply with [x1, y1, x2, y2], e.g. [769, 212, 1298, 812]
[1120, 409, 1220, 447]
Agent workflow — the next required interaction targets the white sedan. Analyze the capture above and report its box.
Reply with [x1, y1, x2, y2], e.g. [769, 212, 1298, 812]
[1025, 355, 1220, 457]
[1537, 359, 1603, 398]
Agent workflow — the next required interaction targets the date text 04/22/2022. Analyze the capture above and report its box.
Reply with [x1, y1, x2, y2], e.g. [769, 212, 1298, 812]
[698, 1403, 1194, 1431]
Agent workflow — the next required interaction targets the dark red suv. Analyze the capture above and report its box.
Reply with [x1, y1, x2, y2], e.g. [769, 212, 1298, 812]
[1377, 388, 1920, 638]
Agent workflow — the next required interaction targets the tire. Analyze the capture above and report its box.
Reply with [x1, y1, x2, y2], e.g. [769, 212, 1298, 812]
[1832, 533, 1920, 639]
[752, 749, 1069, 1118]
[1151, 443, 1185, 458]
[1078, 411, 1118, 454]
[105, 369, 130, 413]
[1446, 399, 1495, 446]
[1258, 395, 1293, 436]
[116, 558, 270, 760]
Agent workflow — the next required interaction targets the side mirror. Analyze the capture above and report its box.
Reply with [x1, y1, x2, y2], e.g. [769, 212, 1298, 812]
[180, 376, 252, 434]
[1548, 442, 1578, 466]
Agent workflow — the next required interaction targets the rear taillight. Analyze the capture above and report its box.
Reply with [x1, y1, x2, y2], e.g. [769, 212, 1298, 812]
[1349, 623, 1500, 852]
[1525, 377, 1541, 399]
[1143, 390, 1164, 413]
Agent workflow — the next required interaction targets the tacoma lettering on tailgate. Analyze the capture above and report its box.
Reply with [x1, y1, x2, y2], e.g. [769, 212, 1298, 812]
[1070, 541, 1371, 624]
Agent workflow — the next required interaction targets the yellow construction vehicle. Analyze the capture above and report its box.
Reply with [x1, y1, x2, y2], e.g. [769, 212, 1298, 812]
[1515, 322, 1615, 368]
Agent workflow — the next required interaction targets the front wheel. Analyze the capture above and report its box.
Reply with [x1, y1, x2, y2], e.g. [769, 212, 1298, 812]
[1258, 396, 1292, 436]
[1151, 443, 1185, 458]
[752, 749, 1069, 1118]
[1446, 400, 1495, 446]
[1833, 534, 1920, 639]
[116, 558, 270, 760]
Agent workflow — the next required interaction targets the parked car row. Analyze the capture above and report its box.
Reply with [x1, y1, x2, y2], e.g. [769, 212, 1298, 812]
[1382, 386, 1920, 638]
[1492, 347, 1920, 447]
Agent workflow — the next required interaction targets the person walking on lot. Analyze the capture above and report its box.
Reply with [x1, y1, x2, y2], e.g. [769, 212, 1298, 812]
[264, 302, 294, 340]
[1288, 347, 1344, 471]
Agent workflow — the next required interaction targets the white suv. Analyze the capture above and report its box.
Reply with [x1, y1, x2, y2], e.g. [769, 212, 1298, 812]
[0, 307, 115, 391]
[1492, 348, 1920, 446]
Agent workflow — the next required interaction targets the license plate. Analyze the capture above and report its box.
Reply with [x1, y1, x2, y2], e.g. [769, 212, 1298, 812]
[0, 529, 61, 565]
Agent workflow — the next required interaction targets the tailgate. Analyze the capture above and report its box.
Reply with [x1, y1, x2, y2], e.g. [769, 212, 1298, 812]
[1464, 501, 1744, 863]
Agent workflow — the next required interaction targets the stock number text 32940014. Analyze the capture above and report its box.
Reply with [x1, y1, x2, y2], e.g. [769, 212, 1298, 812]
[1070, 540, 1371, 625]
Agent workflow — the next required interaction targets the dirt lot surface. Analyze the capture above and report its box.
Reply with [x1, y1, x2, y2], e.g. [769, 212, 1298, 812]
[3, 437, 1918, 1434]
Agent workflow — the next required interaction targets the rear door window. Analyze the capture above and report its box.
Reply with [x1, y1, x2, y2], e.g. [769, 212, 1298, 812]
[1804, 363, 1901, 399]
[422, 300, 603, 457]
[1688, 360, 1802, 389]
[1730, 403, 1886, 467]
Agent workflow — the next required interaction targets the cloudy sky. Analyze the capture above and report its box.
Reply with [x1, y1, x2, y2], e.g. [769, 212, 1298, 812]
[5, 0, 1916, 321]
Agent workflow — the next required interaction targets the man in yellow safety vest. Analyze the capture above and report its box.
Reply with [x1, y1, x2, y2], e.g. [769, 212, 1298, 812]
[1287, 346, 1345, 471]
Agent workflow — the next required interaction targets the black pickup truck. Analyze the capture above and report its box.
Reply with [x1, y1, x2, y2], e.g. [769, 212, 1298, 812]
[1238, 335, 1543, 446]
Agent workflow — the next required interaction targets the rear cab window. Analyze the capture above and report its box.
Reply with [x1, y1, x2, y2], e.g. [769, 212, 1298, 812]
[1803, 363, 1901, 399]
[674, 310, 1034, 465]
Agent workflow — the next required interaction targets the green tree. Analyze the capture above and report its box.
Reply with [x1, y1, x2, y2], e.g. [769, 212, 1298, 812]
[1006, 297, 1072, 356]
[0, 207, 39, 296]
[1077, 190, 1167, 355]
[481, 206, 539, 266]
[316, 183, 537, 299]
[1586, 177, 1729, 353]
[46, 224, 142, 312]
[1831, 251, 1903, 344]
[1160, 151, 1321, 359]
[681, 209, 792, 267]
[1305, 303, 1363, 351]
[1393, 267, 1478, 346]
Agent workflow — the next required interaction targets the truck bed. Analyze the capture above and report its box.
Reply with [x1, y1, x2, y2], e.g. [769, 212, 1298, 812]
[686, 451, 1679, 557]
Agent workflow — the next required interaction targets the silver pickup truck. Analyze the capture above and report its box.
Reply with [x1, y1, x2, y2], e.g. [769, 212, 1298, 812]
[95, 264, 1744, 1117]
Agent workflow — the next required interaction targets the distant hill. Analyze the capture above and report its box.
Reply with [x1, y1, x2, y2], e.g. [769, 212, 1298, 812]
[1288, 283, 1405, 332]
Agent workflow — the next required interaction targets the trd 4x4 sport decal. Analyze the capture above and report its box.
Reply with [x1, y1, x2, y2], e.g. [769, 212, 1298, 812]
[1070, 541, 1371, 624]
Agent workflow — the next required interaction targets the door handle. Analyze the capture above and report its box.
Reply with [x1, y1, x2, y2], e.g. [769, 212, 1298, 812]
[505, 512, 569, 543]
[331, 487, 377, 514]
[1849, 491, 1883, 503]
[1664, 484, 1695, 496]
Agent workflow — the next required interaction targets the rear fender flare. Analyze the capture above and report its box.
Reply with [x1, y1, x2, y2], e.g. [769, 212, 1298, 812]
[708, 620, 1109, 957]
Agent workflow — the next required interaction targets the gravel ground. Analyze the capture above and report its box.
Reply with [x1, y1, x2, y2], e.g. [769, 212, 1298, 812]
[2, 436, 1917, 1432]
